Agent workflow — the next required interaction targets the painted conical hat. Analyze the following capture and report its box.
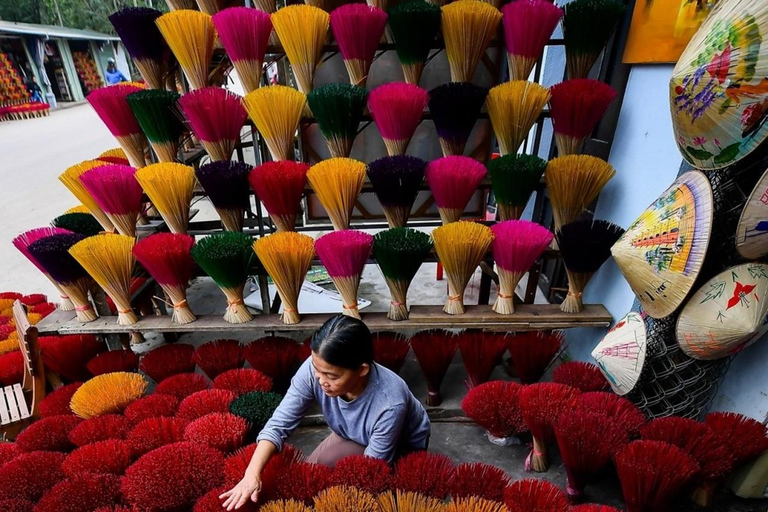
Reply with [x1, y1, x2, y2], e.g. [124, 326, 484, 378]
[591, 311, 647, 396]
[670, 0, 768, 170]
[677, 262, 768, 360]
[736, 165, 768, 259]
[611, 171, 713, 319]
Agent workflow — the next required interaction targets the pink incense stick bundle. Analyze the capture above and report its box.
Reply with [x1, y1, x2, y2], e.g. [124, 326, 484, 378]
[132, 233, 196, 325]
[13, 227, 75, 311]
[330, 4, 388, 87]
[248, 161, 309, 232]
[212, 7, 273, 93]
[491, 220, 553, 315]
[178, 87, 248, 162]
[86, 83, 148, 168]
[368, 82, 429, 156]
[549, 78, 618, 156]
[80, 164, 144, 238]
[315, 230, 374, 320]
[502, 0, 563, 81]
[425, 156, 487, 225]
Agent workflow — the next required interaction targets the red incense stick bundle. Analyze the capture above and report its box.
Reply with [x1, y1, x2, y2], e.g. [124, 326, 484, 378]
[86, 84, 147, 168]
[504, 479, 570, 512]
[519, 382, 580, 472]
[315, 230, 373, 320]
[372, 332, 411, 375]
[614, 440, 699, 512]
[425, 156, 487, 225]
[13, 228, 75, 311]
[491, 220, 553, 315]
[552, 361, 609, 392]
[549, 79, 617, 156]
[575, 391, 647, 438]
[461, 380, 526, 445]
[501, 0, 563, 81]
[506, 330, 563, 384]
[249, 161, 309, 232]
[178, 87, 247, 162]
[330, 4, 388, 87]
[368, 82, 429, 156]
[457, 331, 507, 388]
[80, 164, 143, 238]
[410, 330, 458, 407]
[133, 233, 196, 324]
[212, 7, 273, 93]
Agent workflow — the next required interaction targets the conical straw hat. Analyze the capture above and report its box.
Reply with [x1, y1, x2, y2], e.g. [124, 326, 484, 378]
[677, 262, 768, 360]
[736, 165, 768, 259]
[591, 311, 647, 396]
[670, 0, 768, 170]
[611, 170, 713, 319]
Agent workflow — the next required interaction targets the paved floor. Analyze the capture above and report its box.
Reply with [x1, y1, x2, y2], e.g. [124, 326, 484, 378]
[0, 104, 117, 296]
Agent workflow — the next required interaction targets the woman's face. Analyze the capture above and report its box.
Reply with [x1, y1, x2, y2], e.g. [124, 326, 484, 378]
[311, 352, 369, 398]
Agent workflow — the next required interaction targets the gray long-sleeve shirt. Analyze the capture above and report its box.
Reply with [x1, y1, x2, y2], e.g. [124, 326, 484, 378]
[257, 358, 431, 462]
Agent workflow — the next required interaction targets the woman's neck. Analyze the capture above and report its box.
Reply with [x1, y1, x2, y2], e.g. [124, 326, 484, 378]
[342, 371, 371, 402]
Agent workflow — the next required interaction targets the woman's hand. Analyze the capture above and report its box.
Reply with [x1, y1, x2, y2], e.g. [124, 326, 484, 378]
[219, 475, 261, 511]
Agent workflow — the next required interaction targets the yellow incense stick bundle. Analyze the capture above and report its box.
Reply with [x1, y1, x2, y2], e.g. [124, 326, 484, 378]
[271, 5, 329, 94]
[441, 0, 502, 82]
[306, 158, 366, 231]
[156, 10, 215, 90]
[487, 80, 551, 156]
[135, 163, 196, 234]
[243, 85, 306, 161]
[59, 160, 115, 232]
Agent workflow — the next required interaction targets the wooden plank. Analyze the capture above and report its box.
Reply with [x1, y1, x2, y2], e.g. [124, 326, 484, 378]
[4, 387, 20, 422]
[46, 304, 611, 335]
[0, 389, 10, 425]
[12, 385, 29, 420]
[35, 308, 77, 335]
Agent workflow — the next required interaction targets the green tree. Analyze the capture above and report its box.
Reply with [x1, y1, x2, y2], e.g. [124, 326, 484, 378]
[0, 0, 43, 24]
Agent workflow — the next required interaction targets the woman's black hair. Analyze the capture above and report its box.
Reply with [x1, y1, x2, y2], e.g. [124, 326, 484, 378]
[310, 315, 373, 369]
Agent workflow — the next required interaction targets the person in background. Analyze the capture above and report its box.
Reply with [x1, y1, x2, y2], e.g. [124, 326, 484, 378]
[26, 76, 43, 103]
[220, 315, 431, 511]
[104, 58, 128, 85]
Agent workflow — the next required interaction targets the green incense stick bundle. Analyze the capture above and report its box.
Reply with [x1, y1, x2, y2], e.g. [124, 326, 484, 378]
[52, 212, 104, 237]
[307, 84, 368, 158]
[126, 89, 185, 162]
[562, 0, 625, 79]
[388, 0, 441, 85]
[487, 154, 547, 221]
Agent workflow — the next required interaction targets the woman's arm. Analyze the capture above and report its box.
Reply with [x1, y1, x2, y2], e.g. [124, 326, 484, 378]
[365, 405, 408, 462]
[219, 440, 278, 511]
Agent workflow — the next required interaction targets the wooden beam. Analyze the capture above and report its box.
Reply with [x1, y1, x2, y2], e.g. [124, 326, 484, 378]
[36, 304, 611, 335]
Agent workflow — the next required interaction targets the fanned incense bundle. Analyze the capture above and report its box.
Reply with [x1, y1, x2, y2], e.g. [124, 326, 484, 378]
[109, 8, 171, 89]
[59, 160, 115, 232]
[368, 82, 429, 156]
[249, 161, 309, 232]
[330, 4, 388, 87]
[191, 232, 255, 324]
[410, 330, 458, 406]
[504, 479, 570, 512]
[126, 90, 185, 162]
[491, 220, 553, 314]
[97, 148, 129, 165]
[13, 228, 75, 311]
[27, 233, 97, 323]
[270, 5, 329, 94]
[487, 81, 550, 156]
[315, 230, 374, 319]
[519, 382, 579, 472]
[70, 372, 147, 419]
[69, 234, 137, 326]
[457, 332, 508, 388]
[557, 219, 624, 313]
[425, 156, 487, 225]
[546, 154, 616, 231]
[179, 87, 247, 162]
[428, 83, 488, 156]
[196, 161, 252, 232]
[549, 79, 618, 155]
[462, 380, 526, 443]
[243, 85, 306, 161]
[487, 154, 546, 221]
[307, 84, 368, 158]
[307, 158, 366, 231]
[374, 228, 432, 321]
[441, 0, 502, 83]
[64, 205, 89, 214]
[501, 0, 563, 81]
[432, 221, 494, 314]
[562, 0, 625, 79]
[52, 213, 103, 237]
[388, 0, 441, 85]
[367, 156, 427, 228]
[86, 84, 147, 168]
[253, 232, 315, 325]
[372, 332, 411, 373]
[507, 331, 564, 384]
[212, 7, 273, 93]
[553, 361, 609, 392]
[315, 486, 380, 512]
[155, 10, 215, 90]
[80, 164, 144, 237]
[135, 163, 196, 234]
[133, 233, 196, 324]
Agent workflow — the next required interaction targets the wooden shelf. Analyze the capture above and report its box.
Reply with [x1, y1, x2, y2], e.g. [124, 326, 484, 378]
[35, 304, 611, 335]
